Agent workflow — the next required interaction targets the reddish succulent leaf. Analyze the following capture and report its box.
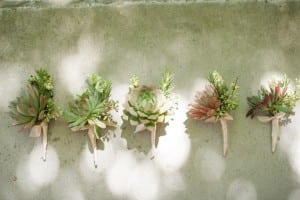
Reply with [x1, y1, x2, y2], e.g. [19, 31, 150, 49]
[275, 84, 280, 97]
[281, 87, 288, 98]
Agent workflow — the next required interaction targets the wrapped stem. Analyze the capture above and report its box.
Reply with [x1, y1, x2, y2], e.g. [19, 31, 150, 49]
[88, 126, 98, 168]
[41, 122, 48, 161]
[220, 119, 228, 156]
[150, 124, 157, 156]
[271, 118, 280, 153]
[257, 112, 284, 153]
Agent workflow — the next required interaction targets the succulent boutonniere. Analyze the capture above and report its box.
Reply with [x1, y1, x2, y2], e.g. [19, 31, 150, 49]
[188, 71, 239, 156]
[246, 75, 300, 152]
[9, 69, 60, 161]
[123, 70, 175, 154]
[64, 74, 117, 167]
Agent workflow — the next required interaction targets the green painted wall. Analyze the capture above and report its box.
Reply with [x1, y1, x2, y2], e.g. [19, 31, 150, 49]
[0, 0, 297, 9]
[1, 2, 300, 200]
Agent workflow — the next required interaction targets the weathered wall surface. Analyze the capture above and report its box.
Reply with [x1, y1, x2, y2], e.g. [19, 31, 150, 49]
[1, 2, 300, 200]
[0, 0, 297, 8]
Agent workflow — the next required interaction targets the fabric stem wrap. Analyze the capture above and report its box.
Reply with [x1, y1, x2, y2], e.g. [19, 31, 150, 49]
[257, 112, 285, 153]
[271, 118, 279, 153]
[41, 122, 48, 161]
[151, 124, 157, 152]
[220, 119, 228, 156]
[29, 121, 48, 161]
[88, 126, 98, 168]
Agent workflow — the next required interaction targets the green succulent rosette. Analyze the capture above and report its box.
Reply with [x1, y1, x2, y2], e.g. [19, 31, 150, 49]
[246, 75, 300, 153]
[123, 71, 174, 153]
[9, 69, 60, 161]
[123, 86, 171, 130]
[64, 74, 117, 167]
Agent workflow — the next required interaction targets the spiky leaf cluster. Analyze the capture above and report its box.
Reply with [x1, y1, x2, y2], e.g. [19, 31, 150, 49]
[64, 75, 117, 139]
[189, 71, 239, 121]
[159, 70, 173, 98]
[28, 69, 53, 97]
[246, 75, 300, 118]
[123, 71, 174, 130]
[9, 69, 59, 131]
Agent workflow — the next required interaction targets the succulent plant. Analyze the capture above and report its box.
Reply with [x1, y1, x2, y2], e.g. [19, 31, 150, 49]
[188, 71, 239, 156]
[123, 70, 175, 154]
[9, 69, 60, 161]
[246, 75, 300, 152]
[64, 74, 117, 167]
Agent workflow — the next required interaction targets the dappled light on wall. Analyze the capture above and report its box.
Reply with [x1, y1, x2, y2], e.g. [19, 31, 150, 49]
[126, 160, 160, 200]
[105, 151, 160, 200]
[78, 133, 129, 181]
[288, 189, 300, 200]
[79, 144, 105, 179]
[194, 147, 225, 182]
[280, 102, 300, 182]
[45, 0, 72, 6]
[0, 64, 28, 110]
[58, 35, 102, 94]
[16, 143, 59, 194]
[154, 98, 191, 172]
[51, 169, 85, 200]
[110, 83, 129, 128]
[226, 179, 257, 200]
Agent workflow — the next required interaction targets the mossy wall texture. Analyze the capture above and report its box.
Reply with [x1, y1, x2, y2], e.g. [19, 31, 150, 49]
[1, 2, 300, 200]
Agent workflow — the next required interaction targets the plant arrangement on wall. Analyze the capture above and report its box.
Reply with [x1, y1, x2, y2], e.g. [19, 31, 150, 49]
[123, 70, 175, 155]
[64, 74, 117, 167]
[246, 75, 300, 153]
[9, 69, 60, 161]
[188, 71, 239, 156]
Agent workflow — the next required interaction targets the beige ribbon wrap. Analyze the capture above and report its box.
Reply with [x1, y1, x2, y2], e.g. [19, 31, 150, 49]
[69, 120, 101, 168]
[150, 124, 157, 157]
[205, 113, 233, 156]
[88, 126, 98, 168]
[29, 121, 48, 161]
[257, 112, 285, 153]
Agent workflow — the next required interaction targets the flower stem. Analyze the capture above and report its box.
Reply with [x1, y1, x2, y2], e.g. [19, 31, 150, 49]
[41, 122, 48, 161]
[150, 124, 157, 158]
[220, 119, 228, 156]
[88, 126, 98, 168]
[271, 118, 280, 153]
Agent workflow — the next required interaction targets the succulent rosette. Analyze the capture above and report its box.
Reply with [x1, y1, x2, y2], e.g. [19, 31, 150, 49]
[188, 71, 239, 156]
[123, 71, 174, 153]
[246, 75, 300, 153]
[9, 69, 60, 161]
[64, 74, 117, 167]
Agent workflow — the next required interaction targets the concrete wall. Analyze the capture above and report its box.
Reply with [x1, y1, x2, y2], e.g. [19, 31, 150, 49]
[0, 0, 297, 8]
[1, 2, 300, 200]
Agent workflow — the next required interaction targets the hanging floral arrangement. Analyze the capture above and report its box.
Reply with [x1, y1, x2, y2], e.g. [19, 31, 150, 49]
[123, 70, 175, 154]
[9, 69, 60, 161]
[246, 75, 300, 153]
[188, 71, 239, 156]
[64, 74, 117, 167]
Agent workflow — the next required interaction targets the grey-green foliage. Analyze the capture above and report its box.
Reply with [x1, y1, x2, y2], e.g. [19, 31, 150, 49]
[123, 70, 174, 131]
[159, 70, 173, 98]
[64, 74, 118, 139]
[208, 71, 239, 119]
[9, 69, 60, 131]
